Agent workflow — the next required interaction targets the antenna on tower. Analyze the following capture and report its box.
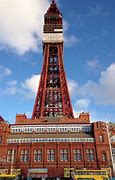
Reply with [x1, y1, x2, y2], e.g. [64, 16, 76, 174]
[52, 0, 55, 3]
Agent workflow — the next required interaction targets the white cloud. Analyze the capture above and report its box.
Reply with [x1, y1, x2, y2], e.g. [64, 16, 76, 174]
[75, 99, 91, 110]
[22, 74, 40, 95]
[0, 0, 50, 54]
[67, 64, 115, 106]
[3, 86, 17, 95]
[1, 74, 40, 98]
[63, 20, 80, 47]
[63, 20, 69, 32]
[6, 80, 17, 86]
[86, 59, 101, 72]
[88, 4, 110, 17]
[78, 63, 115, 105]
[73, 98, 91, 119]
[73, 110, 80, 118]
[89, 4, 101, 16]
[95, 63, 115, 104]
[2, 80, 17, 95]
[64, 35, 80, 48]
[67, 79, 78, 97]
[0, 65, 12, 79]
[26, 112, 31, 118]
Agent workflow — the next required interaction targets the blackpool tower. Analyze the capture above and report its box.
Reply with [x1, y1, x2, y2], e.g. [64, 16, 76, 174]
[32, 0, 74, 119]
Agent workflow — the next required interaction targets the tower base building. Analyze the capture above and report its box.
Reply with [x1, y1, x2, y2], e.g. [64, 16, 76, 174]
[0, 114, 113, 178]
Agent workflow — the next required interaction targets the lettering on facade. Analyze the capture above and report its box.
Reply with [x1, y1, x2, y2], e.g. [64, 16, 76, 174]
[28, 168, 48, 178]
[0, 169, 8, 174]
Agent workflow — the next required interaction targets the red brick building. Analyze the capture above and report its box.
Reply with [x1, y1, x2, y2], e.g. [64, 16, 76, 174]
[0, 0, 114, 179]
[109, 123, 115, 177]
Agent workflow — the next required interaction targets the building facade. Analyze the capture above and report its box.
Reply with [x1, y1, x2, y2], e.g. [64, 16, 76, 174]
[0, 0, 114, 179]
[109, 123, 115, 177]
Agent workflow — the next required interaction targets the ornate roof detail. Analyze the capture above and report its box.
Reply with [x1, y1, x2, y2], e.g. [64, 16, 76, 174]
[45, 0, 62, 16]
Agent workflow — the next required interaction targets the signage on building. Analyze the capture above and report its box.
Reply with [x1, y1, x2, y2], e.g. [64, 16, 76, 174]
[0, 169, 8, 174]
[30, 174, 47, 178]
[101, 168, 112, 177]
[28, 168, 48, 178]
[28, 168, 48, 174]
[64, 168, 75, 178]
[12, 169, 21, 175]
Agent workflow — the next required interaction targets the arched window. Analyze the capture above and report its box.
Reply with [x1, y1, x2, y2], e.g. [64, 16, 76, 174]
[73, 149, 82, 161]
[34, 149, 42, 162]
[99, 135, 104, 143]
[60, 149, 68, 161]
[102, 153, 107, 161]
[47, 149, 55, 162]
[86, 149, 95, 161]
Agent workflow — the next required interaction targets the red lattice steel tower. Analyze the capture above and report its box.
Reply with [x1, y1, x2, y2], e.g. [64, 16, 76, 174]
[32, 0, 74, 119]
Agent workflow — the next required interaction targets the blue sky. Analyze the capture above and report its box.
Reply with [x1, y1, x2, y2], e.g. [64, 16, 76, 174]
[0, 0, 115, 123]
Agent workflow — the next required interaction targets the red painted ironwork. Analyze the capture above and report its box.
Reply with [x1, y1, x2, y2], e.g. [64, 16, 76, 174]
[32, 0, 74, 119]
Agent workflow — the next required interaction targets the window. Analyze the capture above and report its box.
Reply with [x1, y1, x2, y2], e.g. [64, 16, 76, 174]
[47, 149, 55, 162]
[111, 136, 115, 142]
[20, 150, 29, 162]
[7, 150, 15, 163]
[102, 153, 107, 161]
[34, 149, 42, 162]
[86, 149, 94, 161]
[60, 149, 68, 161]
[7, 150, 12, 162]
[112, 148, 115, 162]
[73, 149, 82, 161]
[99, 135, 104, 143]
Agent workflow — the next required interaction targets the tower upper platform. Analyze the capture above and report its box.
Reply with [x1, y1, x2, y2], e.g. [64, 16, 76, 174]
[43, 0, 63, 42]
